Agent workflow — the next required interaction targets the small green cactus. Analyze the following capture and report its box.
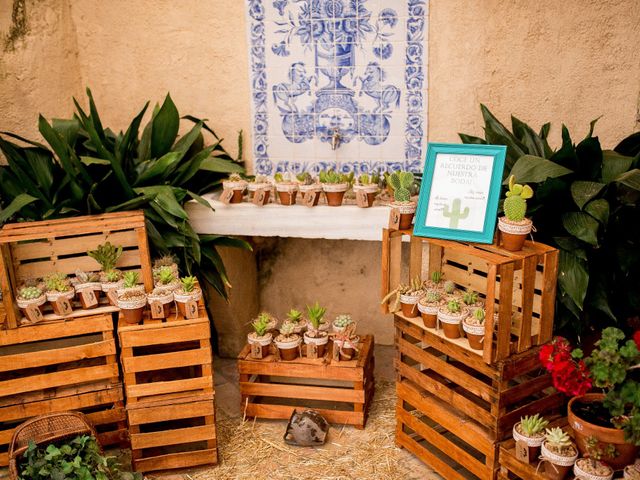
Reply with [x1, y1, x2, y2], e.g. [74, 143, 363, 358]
[122, 271, 139, 289]
[474, 308, 486, 324]
[286, 308, 303, 324]
[18, 286, 43, 300]
[296, 172, 315, 185]
[252, 315, 270, 337]
[87, 242, 123, 272]
[545, 427, 572, 449]
[431, 271, 442, 284]
[388, 171, 414, 202]
[156, 266, 175, 285]
[104, 269, 122, 282]
[45, 273, 71, 293]
[425, 290, 440, 303]
[447, 299, 461, 314]
[410, 276, 423, 293]
[180, 276, 197, 293]
[520, 414, 549, 437]
[463, 290, 479, 305]
[307, 301, 326, 330]
[334, 314, 353, 328]
[153, 254, 177, 269]
[504, 175, 534, 222]
[444, 280, 456, 294]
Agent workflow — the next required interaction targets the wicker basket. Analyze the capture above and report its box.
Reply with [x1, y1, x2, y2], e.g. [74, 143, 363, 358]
[9, 411, 100, 480]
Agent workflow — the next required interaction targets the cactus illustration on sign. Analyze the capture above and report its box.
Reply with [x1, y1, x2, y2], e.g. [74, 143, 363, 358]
[443, 198, 470, 229]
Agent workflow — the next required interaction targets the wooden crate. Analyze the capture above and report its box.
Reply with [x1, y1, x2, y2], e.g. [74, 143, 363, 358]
[382, 229, 559, 364]
[118, 301, 214, 406]
[238, 335, 375, 429]
[0, 211, 153, 329]
[127, 394, 217, 473]
[0, 314, 127, 465]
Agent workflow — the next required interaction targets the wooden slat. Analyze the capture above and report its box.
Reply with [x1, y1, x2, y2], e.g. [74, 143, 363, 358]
[539, 249, 558, 344]
[0, 244, 18, 329]
[127, 400, 214, 425]
[409, 234, 423, 280]
[131, 424, 215, 449]
[126, 377, 212, 400]
[120, 322, 210, 348]
[501, 374, 552, 407]
[245, 403, 364, 426]
[240, 381, 364, 403]
[134, 449, 217, 472]
[496, 262, 515, 361]
[517, 255, 538, 351]
[0, 314, 112, 345]
[239, 355, 363, 380]
[396, 430, 469, 480]
[136, 225, 154, 291]
[122, 346, 211, 373]
[381, 228, 392, 313]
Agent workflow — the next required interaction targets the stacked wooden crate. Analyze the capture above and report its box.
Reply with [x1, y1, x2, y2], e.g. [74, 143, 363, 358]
[383, 229, 563, 480]
[118, 297, 217, 473]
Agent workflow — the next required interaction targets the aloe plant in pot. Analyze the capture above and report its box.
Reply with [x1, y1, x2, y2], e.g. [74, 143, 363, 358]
[304, 302, 329, 357]
[248, 313, 273, 358]
[498, 175, 534, 251]
[352, 173, 380, 208]
[388, 171, 416, 229]
[512, 414, 549, 464]
[174, 276, 202, 318]
[274, 172, 300, 205]
[275, 321, 302, 361]
[319, 169, 352, 206]
[438, 298, 466, 339]
[154, 265, 180, 291]
[117, 271, 147, 324]
[282, 308, 307, 334]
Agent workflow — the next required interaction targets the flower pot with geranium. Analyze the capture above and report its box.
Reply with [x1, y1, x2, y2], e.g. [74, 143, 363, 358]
[512, 414, 549, 464]
[296, 172, 322, 205]
[540, 427, 578, 480]
[275, 321, 301, 361]
[304, 302, 329, 357]
[247, 313, 273, 359]
[352, 173, 380, 208]
[319, 170, 352, 206]
[438, 298, 466, 339]
[387, 171, 417, 229]
[274, 172, 300, 205]
[498, 176, 534, 251]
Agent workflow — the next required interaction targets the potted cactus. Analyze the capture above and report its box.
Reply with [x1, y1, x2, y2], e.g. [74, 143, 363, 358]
[462, 289, 483, 310]
[154, 265, 180, 291]
[319, 169, 352, 206]
[221, 173, 248, 203]
[498, 175, 534, 251]
[247, 174, 273, 201]
[44, 273, 75, 315]
[352, 173, 380, 208]
[304, 303, 329, 357]
[443, 280, 458, 297]
[388, 171, 416, 229]
[573, 458, 613, 480]
[381, 277, 424, 318]
[16, 285, 46, 321]
[332, 314, 354, 333]
[116, 271, 147, 324]
[297, 172, 323, 205]
[274, 172, 300, 205]
[282, 308, 307, 334]
[438, 298, 466, 339]
[275, 321, 302, 361]
[463, 307, 486, 350]
[88, 242, 124, 304]
[174, 276, 202, 318]
[153, 254, 179, 276]
[424, 271, 443, 291]
[418, 290, 441, 328]
[333, 323, 359, 361]
[540, 427, 578, 480]
[512, 414, 549, 463]
[72, 270, 102, 309]
[248, 313, 274, 358]
[147, 287, 174, 319]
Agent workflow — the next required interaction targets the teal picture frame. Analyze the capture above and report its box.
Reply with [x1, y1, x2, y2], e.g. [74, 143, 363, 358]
[413, 143, 507, 244]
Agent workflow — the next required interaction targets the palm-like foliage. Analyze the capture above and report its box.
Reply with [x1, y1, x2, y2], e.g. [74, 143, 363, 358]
[0, 88, 250, 298]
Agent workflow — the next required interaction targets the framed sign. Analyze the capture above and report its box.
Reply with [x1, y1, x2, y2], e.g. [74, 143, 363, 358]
[413, 143, 507, 243]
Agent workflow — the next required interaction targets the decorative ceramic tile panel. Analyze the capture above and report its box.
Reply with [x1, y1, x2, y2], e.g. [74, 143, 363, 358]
[246, 0, 428, 175]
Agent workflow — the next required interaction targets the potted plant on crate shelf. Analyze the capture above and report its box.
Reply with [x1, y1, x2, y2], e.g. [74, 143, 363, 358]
[73, 270, 102, 309]
[282, 308, 307, 334]
[438, 298, 466, 339]
[296, 172, 322, 205]
[333, 323, 359, 361]
[512, 414, 549, 464]
[248, 313, 273, 358]
[304, 303, 329, 357]
[16, 285, 46, 321]
[463, 307, 486, 350]
[352, 173, 380, 208]
[116, 271, 146, 324]
[275, 321, 302, 361]
[274, 172, 300, 205]
[332, 314, 354, 333]
[45, 273, 75, 315]
[443, 280, 458, 297]
[540, 427, 578, 480]
[88, 242, 123, 305]
[387, 171, 416, 230]
[498, 175, 534, 251]
[153, 254, 179, 277]
[381, 276, 424, 318]
[147, 287, 174, 319]
[418, 290, 442, 329]
[154, 265, 180, 291]
[221, 173, 248, 203]
[624, 462, 640, 479]
[319, 169, 352, 206]
[574, 456, 614, 480]
[174, 276, 202, 318]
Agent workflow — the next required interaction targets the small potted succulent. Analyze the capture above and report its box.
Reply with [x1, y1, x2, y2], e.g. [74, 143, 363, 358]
[443, 280, 458, 297]
[463, 308, 486, 350]
[73, 270, 102, 309]
[221, 173, 248, 203]
[16, 285, 46, 320]
[424, 271, 443, 291]
[573, 458, 614, 480]
[387, 171, 416, 229]
[152, 254, 179, 276]
[282, 308, 307, 334]
[116, 271, 147, 324]
[297, 172, 322, 205]
[381, 277, 424, 318]
[147, 287, 174, 319]
[332, 314, 354, 333]
[352, 173, 380, 208]
[333, 323, 359, 361]
[45, 273, 75, 315]
[304, 303, 329, 357]
[512, 414, 549, 464]
[540, 427, 578, 480]
[88, 242, 124, 304]
[462, 289, 483, 311]
[274, 321, 302, 361]
[498, 175, 534, 251]
[418, 290, 441, 328]
[438, 298, 466, 339]
[247, 174, 273, 201]
[274, 172, 300, 205]
[248, 313, 273, 358]
[154, 265, 180, 291]
[174, 276, 202, 318]
[319, 169, 352, 206]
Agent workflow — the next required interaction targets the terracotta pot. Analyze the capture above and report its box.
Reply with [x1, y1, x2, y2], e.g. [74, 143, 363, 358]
[543, 462, 572, 480]
[512, 422, 545, 464]
[324, 191, 346, 206]
[438, 308, 466, 339]
[248, 182, 271, 200]
[222, 180, 247, 203]
[498, 217, 532, 252]
[147, 291, 174, 319]
[353, 185, 379, 208]
[277, 190, 298, 205]
[568, 394, 640, 471]
[400, 293, 420, 318]
[230, 190, 244, 203]
[174, 288, 202, 318]
[334, 337, 359, 361]
[275, 336, 301, 361]
[121, 306, 145, 324]
[624, 464, 640, 479]
[418, 302, 438, 328]
[75, 282, 102, 309]
[247, 332, 273, 359]
[303, 332, 329, 358]
[573, 458, 613, 480]
[391, 201, 417, 230]
[442, 321, 460, 339]
[46, 290, 75, 316]
[463, 321, 485, 350]
[541, 441, 578, 480]
[301, 191, 320, 205]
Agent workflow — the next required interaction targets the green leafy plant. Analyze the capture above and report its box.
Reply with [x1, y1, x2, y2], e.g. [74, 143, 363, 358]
[279, 321, 296, 337]
[18, 286, 43, 300]
[319, 169, 353, 185]
[307, 302, 326, 330]
[75, 270, 100, 283]
[473, 308, 486, 324]
[519, 414, 549, 437]
[388, 171, 414, 202]
[87, 242, 123, 273]
[357, 173, 380, 185]
[45, 273, 70, 292]
[0, 89, 251, 299]
[286, 308, 303, 324]
[155, 265, 175, 285]
[424, 290, 440, 303]
[461, 105, 640, 337]
[252, 314, 271, 337]
[180, 276, 197, 293]
[504, 175, 533, 222]
[104, 270, 122, 283]
[122, 271, 139, 289]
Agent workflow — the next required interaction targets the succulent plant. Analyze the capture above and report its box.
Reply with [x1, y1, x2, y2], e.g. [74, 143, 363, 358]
[463, 290, 479, 305]
[357, 173, 380, 185]
[122, 271, 139, 289]
[156, 266, 176, 285]
[307, 301, 326, 330]
[334, 314, 353, 328]
[180, 276, 197, 293]
[87, 242, 123, 272]
[274, 172, 289, 183]
[545, 427, 572, 449]
[425, 290, 440, 303]
[519, 414, 549, 437]
[431, 271, 442, 284]
[279, 321, 296, 336]
[104, 269, 122, 282]
[504, 175, 534, 222]
[474, 308, 486, 324]
[388, 171, 414, 202]
[286, 308, 303, 324]
[446, 299, 461, 314]
[18, 286, 43, 300]
[444, 280, 456, 294]
[153, 254, 177, 269]
[319, 169, 352, 184]
[252, 314, 270, 337]
[296, 172, 314, 185]
[75, 270, 100, 283]
[45, 273, 71, 292]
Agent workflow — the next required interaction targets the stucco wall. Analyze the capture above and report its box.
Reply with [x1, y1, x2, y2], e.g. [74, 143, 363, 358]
[1, 0, 639, 350]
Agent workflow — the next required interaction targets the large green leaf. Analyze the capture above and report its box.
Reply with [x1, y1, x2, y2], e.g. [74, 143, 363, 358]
[584, 198, 609, 224]
[558, 249, 589, 310]
[562, 212, 600, 246]
[201, 156, 245, 173]
[458, 133, 486, 145]
[80, 156, 111, 166]
[511, 115, 546, 157]
[151, 94, 179, 158]
[52, 118, 80, 147]
[173, 145, 217, 186]
[481, 104, 525, 169]
[172, 121, 203, 160]
[506, 155, 573, 184]
[135, 152, 182, 185]
[615, 169, 640, 190]
[570, 181, 605, 209]
[0, 193, 38, 223]
[601, 150, 633, 183]
[134, 186, 188, 220]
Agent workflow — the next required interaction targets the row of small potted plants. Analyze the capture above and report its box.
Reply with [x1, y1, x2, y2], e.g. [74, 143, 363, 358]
[382, 272, 488, 350]
[14, 243, 200, 324]
[512, 413, 640, 479]
[246, 303, 360, 361]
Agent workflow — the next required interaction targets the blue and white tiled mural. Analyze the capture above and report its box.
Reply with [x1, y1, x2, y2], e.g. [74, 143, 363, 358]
[246, 0, 428, 175]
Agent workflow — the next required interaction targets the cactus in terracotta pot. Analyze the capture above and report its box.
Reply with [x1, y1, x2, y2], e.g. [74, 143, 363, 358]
[116, 271, 146, 324]
[274, 172, 300, 205]
[437, 298, 467, 339]
[541, 427, 578, 480]
[498, 175, 534, 251]
[418, 289, 442, 328]
[388, 170, 416, 229]
[248, 313, 274, 358]
[319, 169, 352, 206]
[353, 173, 380, 208]
[173, 276, 202, 318]
[16, 285, 46, 322]
[512, 414, 549, 464]
[221, 173, 248, 203]
[44, 273, 75, 316]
